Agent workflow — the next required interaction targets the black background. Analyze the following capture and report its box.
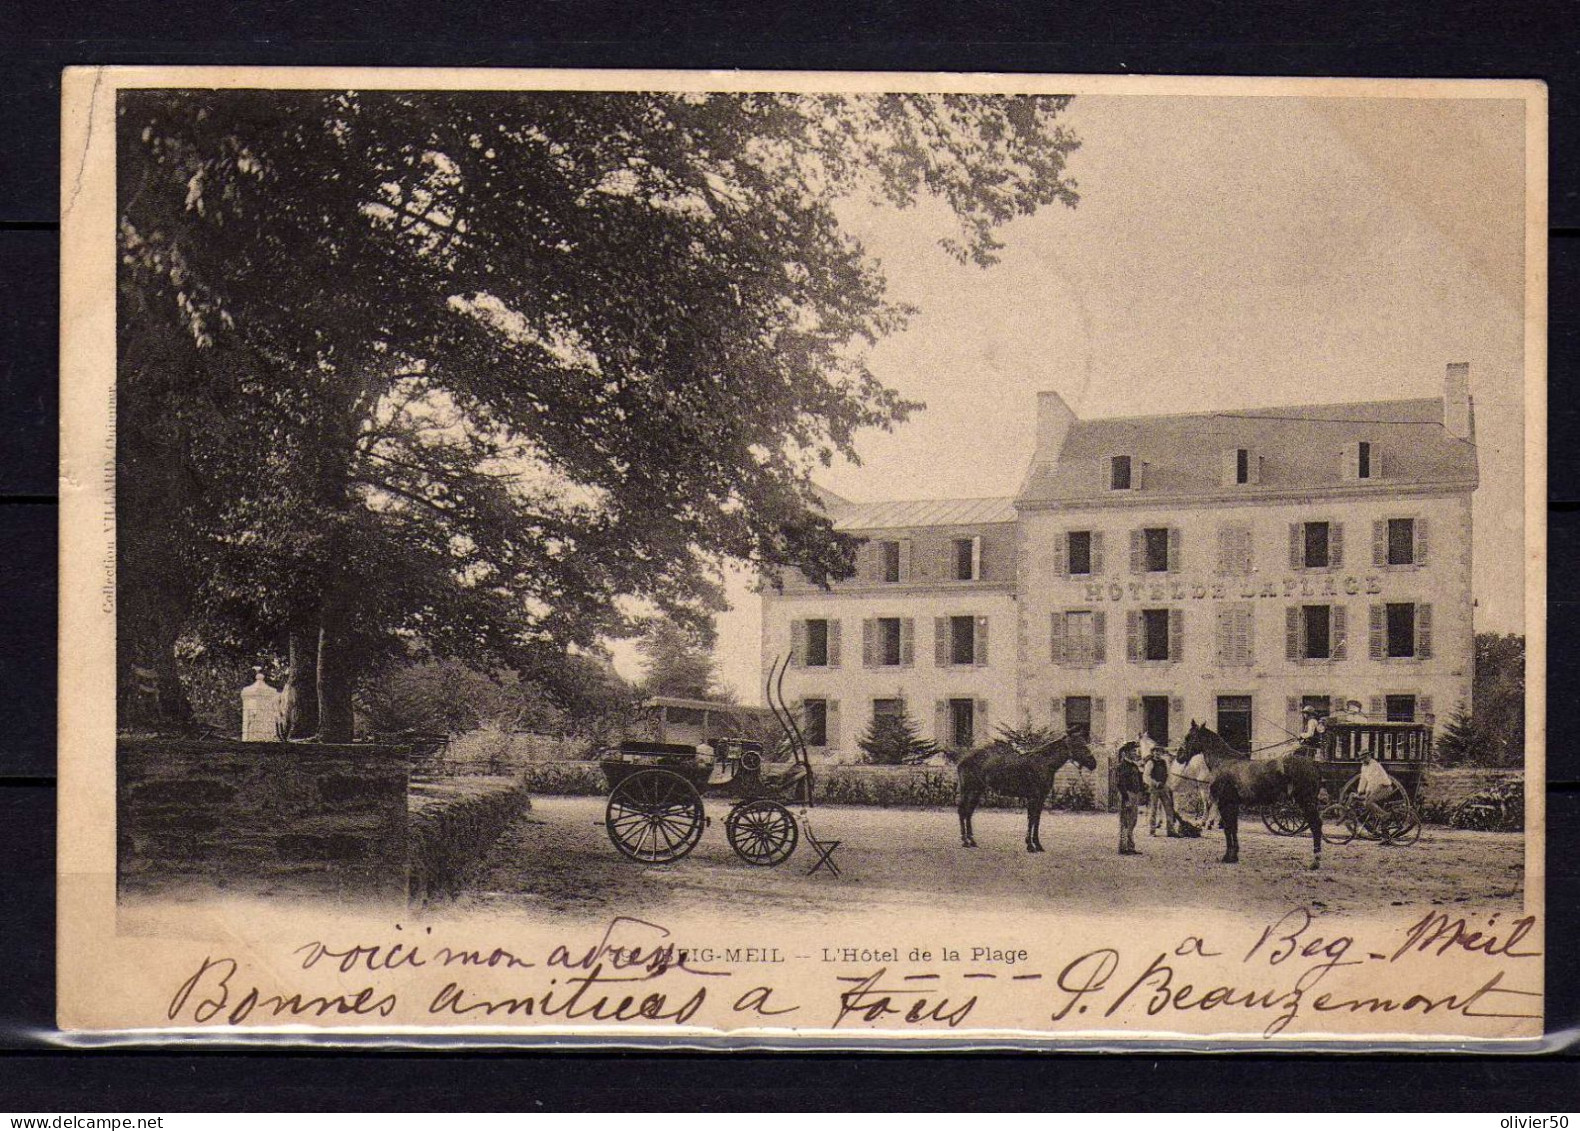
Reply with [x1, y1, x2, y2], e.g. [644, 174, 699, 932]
[2, 0, 1577, 1110]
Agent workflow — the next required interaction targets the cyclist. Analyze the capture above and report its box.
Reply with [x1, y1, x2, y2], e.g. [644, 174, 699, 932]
[1355, 750, 1405, 843]
[1296, 704, 1325, 756]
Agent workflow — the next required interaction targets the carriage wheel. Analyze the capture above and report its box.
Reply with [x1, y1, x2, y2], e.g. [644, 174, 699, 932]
[1261, 800, 1309, 837]
[725, 800, 799, 866]
[605, 769, 705, 864]
[1320, 802, 1356, 845]
[1382, 800, 1422, 846]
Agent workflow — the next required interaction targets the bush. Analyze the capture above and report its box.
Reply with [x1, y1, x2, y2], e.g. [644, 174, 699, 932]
[857, 708, 939, 765]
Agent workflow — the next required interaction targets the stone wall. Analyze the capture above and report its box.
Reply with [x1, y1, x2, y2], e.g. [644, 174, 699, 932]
[118, 738, 412, 900]
[408, 775, 533, 902]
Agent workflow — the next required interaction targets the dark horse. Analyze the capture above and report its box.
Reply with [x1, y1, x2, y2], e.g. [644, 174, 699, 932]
[1178, 721, 1323, 869]
[957, 731, 1097, 851]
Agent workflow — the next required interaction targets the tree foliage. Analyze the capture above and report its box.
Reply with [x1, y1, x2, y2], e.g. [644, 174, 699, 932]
[1436, 633, 1526, 767]
[857, 706, 939, 766]
[116, 89, 1081, 738]
[634, 619, 719, 701]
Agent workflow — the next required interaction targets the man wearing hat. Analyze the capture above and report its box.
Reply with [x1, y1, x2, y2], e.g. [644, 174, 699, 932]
[1297, 704, 1325, 756]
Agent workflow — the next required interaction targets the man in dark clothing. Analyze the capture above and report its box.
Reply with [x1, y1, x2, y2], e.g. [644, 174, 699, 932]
[1116, 743, 1147, 855]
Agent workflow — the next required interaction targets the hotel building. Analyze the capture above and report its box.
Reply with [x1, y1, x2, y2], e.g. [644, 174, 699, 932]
[761, 364, 1478, 764]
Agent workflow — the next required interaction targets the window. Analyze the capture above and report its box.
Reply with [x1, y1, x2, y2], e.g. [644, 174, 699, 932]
[1144, 527, 1170, 572]
[1064, 696, 1093, 740]
[802, 699, 828, 746]
[1217, 525, 1253, 576]
[950, 615, 976, 665]
[952, 537, 981, 581]
[1304, 522, 1330, 568]
[1068, 531, 1093, 575]
[1142, 695, 1170, 746]
[1386, 603, 1416, 658]
[1110, 455, 1132, 490]
[1216, 604, 1254, 667]
[949, 699, 976, 749]
[878, 617, 902, 666]
[1358, 441, 1373, 480]
[881, 541, 901, 583]
[1302, 605, 1331, 660]
[873, 698, 903, 723]
[1235, 448, 1250, 484]
[1388, 518, 1415, 566]
[1385, 694, 1417, 723]
[805, 619, 829, 667]
[1065, 611, 1094, 665]
[1216, 696, 1253, 754]
[1142, 608, 1170, 661]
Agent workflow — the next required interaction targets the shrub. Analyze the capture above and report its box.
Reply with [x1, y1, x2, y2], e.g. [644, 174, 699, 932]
[857, 708, 939, 766]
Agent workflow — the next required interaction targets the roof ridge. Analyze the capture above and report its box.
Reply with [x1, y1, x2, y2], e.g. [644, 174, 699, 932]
[1072, 396, 1443, 426]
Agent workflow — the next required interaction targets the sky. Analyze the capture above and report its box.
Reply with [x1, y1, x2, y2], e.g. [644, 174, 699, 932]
[610, 93, 1531, 702]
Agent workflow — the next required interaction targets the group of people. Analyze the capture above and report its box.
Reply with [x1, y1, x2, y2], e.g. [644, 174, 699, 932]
[1113, 699, 1405, 855]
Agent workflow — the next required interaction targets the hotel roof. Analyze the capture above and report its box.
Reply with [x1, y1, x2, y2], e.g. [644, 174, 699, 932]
[827, 496, 1018, 531]
[1018, 396, 1478, 506]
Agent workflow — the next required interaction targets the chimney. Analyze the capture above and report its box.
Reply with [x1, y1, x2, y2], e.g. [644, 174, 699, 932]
[1444, 362, 1472, 441]
[1034, 390, 1077, 460]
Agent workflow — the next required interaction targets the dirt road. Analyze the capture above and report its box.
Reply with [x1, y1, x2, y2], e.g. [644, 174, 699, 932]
[454, 795, 1526, 923]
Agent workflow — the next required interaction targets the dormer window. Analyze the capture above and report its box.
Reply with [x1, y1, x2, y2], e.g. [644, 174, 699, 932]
[1341, 440, 1380, 482]
[1110, 455, 1132, 490]
[1221, 447, 1262, 486]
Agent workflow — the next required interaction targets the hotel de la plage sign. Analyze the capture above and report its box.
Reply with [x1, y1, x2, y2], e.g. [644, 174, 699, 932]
[1071, 574, 1388, 604]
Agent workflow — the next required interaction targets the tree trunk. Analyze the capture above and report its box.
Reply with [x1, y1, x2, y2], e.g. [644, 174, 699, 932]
[283, 622, 320, 739]
[316, 602, 355, 743]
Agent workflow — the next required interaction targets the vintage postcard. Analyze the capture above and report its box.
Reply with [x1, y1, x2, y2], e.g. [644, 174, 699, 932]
[58, 67, 1547, 1043]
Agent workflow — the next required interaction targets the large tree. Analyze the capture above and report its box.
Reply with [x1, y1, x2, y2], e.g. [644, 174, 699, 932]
[118, 89, 1081, 739]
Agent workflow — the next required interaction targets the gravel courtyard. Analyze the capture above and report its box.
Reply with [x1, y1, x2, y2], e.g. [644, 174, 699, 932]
[452, 795, 1526, 922]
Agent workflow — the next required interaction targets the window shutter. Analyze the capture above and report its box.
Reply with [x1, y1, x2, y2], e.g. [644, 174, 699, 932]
[1372, 520, 1387, 567]
[862, 619, 875, 668]
[976, 699, 989, 738]
[1289, 523, 1303, 570]
[1169, 527, 1182, 573]
[789, 619, 806, 667]
[1129, 529, 1144, 574]
[1126, 697, 1139, 735]
[1419, 695, 1434, 724]
[934, 617, 949, 667]
[971, 536, 983, 581]
[1170, 696, 1184, 739]
[935, 700, 950, 749]
[1214, 608, 1229, 666]
[1416, 603, 1433, 658]
[1091, 532, 1105, 575]
[1246, 605, 1257, 665]
[1092, 698, 1107, 744]
[975, 617, 989, 667]
[1331, 605, 1348, 661]
[827, 700, 841, 751]
[1221, 449, 1237, 487]
[937, 539, 953, 581]
[1340, 442, 1360, 482]
[1169, 608, 1183, 663]
[900, 618, 915, 667]
[1286, 696, 1300, 736]
[1368, 605, 1384, 660]
[828, 620, 842, 668]
[1050, 697, 1065, 731]
[1248, 453, 1262, 486]
[1331, 522, 1345, 568]
[1286, 606, 1301, 661]
[1369, 696, 1384, 720]
[1415, 518, 1429, 565]
[1126, 611, 1139, 662]
[899, 539, 913, 582]
[1133, 461, 1146, 491]
[1092, 610, 1107, 664]
[1052, 533, 1067, 577]
[1217, 526, 1232, 576]
[1050, 611, 1066, 664]
[857, 541, 876, 582]
[1238, 527, 1254, 576]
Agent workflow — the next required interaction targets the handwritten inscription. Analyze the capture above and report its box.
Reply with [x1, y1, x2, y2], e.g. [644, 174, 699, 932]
[162, 908, 1541, 1038]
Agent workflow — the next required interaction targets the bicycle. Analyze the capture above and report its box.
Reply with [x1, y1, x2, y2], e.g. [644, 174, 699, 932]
[1320, 789, 1421, 846]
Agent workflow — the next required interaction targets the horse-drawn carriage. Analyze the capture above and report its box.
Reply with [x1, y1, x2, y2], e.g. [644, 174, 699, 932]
[597, 656, 820, 867]
[1262, 718, 1434, 838]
